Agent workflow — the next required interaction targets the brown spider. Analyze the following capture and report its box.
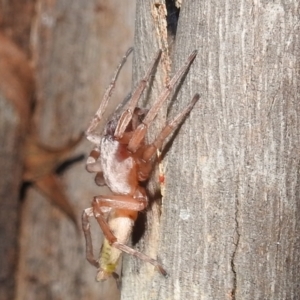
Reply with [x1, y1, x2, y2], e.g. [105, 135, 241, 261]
[82, 48, 199, 282]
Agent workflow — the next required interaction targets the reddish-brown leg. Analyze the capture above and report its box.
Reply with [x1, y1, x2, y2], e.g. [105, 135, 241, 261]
[86, 48, 133, 145]
[82, 208, 100, 268]
[133, 93, 199, 182]
[114, 50, 162, 139]
[92, 193, 148, 244]
[93, 194, 167, 275]
[142, 93, 200, 162]
[127, 50, 198, 153]
[82, 192, 167, 275]
[136, 159, 153, 181]
[113, 242, 167, 276]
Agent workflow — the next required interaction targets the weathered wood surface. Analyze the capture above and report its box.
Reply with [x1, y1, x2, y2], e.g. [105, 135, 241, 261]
[121, 1, 300, 299]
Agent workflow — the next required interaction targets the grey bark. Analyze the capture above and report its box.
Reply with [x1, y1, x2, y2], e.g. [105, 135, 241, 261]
[121, 1, 300, 299]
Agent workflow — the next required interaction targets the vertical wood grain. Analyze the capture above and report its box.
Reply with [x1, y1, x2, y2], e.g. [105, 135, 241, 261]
[121, 1, 300, 299]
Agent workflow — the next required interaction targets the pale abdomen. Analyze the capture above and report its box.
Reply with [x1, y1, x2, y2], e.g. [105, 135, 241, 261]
[96, 214, 134, 281]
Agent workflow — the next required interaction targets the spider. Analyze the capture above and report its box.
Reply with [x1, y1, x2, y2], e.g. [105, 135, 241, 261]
[82, 47, 199, 282]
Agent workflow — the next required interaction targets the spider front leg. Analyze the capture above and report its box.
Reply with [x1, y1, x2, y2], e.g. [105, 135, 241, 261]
[127, 50, 198, 153]
[86, 47, 133, 145]
[142, 93, 200, 162]
[131, 93, 199, 184]
[114, 50, 162, 139]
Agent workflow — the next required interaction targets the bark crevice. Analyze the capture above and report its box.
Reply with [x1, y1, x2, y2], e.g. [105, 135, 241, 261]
[165, 0, 179, 39]
[231, 187, 241, 299]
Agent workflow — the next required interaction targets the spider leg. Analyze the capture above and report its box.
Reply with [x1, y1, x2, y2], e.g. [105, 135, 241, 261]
[91, 193, 167, 276]
[82, 203, 167, 276]
[82, 191, 147, 267]
[127, 50, 198, 153]
[92, 195, 146, 244]
[87, 192, 148, 245]
[82, 208, 100, 268]
[142, 93, 200, 161]
[114, 50, 162, 139]
[86, 47, 133, 145]
[113, 242, 167, 276]
[116, 108, 149, 145]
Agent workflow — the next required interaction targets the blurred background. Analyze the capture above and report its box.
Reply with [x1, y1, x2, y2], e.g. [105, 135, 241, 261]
[0, 1, 136, 299]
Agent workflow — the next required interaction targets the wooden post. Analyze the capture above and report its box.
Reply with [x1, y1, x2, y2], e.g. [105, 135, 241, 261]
[121, 1, 300, 299]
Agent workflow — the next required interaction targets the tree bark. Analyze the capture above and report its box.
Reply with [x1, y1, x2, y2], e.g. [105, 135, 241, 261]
[121, 1, 300, 299]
